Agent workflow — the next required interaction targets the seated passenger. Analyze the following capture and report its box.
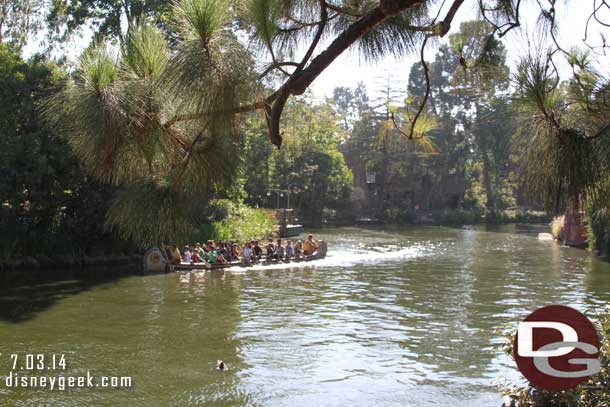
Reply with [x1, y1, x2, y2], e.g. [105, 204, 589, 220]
[192, 249, 202, 263]
[218, 240, 229, 258]
[294, 240, 303, 258]
[242, 242, 254, 265]
[207, 250, 218, 264]
[266, 239, 276, 260]
[216, 251, 229, 265]
[275, 239, 285, 260]
[195, 242, 207, 254]
[207, 240, 216, 252]
[253, 240, 263, 259]
[170, 245, 182, 265]
[183, 246, 192, 263]
[285, 240, 294, 259]
[230, 242, 242, 262]
[303, 234, 319, 256]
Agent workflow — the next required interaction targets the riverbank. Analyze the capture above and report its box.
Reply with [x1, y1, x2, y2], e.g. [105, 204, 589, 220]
[319, 209, 552, 227]
[0, 253, 143, 273]
[0, 209, 557, 273]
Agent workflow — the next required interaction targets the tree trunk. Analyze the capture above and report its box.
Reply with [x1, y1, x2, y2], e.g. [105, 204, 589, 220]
[562, 195, 588, 248]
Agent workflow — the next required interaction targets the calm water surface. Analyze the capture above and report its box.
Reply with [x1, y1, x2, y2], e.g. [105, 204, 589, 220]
[1, 225, 610, 406]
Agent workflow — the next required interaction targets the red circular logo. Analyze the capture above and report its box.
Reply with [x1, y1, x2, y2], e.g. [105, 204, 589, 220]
[513, 305, 600, 391]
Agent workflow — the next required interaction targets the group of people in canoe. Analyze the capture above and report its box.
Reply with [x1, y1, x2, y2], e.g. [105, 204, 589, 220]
[165, 235, 320, 266]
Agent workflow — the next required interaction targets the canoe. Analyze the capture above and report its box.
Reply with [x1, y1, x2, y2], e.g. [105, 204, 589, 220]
[173, 241, 327, 271]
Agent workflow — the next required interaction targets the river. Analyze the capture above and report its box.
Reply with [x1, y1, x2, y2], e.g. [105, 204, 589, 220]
[1, 225, 609, 406]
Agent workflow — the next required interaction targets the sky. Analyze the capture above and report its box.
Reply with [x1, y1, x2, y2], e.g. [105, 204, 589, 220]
[310, 0, 610, 100]
[23, 1, 610, 101]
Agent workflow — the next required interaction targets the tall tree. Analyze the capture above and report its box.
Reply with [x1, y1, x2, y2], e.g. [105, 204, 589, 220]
[47, 0, 171, 42]
[46, 0, 610, 244]
[515, 47, 610, 244]
[242, 96, 353, 221]
[0, 0, 44, 50]
[0, 44, 127, 258]
[448, 20, 511, 210]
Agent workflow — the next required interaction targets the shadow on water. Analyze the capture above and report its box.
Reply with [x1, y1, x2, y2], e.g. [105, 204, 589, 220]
[0, 267, 141, 323]
[0, 267, 253, 406]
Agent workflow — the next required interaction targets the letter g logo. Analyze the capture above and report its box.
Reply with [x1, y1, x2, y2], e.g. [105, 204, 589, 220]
[513, 305, 600, 391]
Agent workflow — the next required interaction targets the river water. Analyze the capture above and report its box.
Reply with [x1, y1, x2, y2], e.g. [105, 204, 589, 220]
[1, 225, 610, 406]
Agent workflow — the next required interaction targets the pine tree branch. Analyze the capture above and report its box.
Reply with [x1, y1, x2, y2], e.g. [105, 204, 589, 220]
[403, 0, 465, 139]
[263, 0, 427, 148]
[257, 61, 300, 80]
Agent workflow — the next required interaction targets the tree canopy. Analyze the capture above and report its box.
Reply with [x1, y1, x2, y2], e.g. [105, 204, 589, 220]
[40, 0, 610, 245]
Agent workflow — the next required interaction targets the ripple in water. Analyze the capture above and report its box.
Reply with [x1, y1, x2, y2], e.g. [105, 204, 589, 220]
[2, 225, 610, 407]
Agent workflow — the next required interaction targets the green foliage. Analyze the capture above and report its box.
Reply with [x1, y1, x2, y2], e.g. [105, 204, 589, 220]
[241, 97, 353, 222]
[44, 8, 255, 245]
[342, 21, 521, 218]
[515, 46, 610, 211]
[0, 0, 44, 50]
[47, 0, 172, 42]
[499, 305, 610, 407]
[464, 157, 518, 211]
[381, 207, 415, 224]
[0, 44, 131, 259]
[586, 177, 610, 257]
[354, 9, 427, 61]
[105, 181, 197, 247]
[236, 0, 429, 63]
[438, 209, 482, 224]
[195, 199, 276, 243]
[245, 0, 282, 48]
[173, 0, 230, 44]
[121, 23, 168, 78]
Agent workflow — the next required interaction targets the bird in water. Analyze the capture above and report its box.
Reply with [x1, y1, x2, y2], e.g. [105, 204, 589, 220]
[216, 360, 227, 370]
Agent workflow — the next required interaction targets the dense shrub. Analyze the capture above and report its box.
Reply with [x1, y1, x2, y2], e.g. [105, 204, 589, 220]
[380, 207, 416, 224]
[551, 216, 564, 240]
[196, 200, 276, 243]
[586, 181, 610, 257]
[439, 209, 483, 224]
[588, 208, 610, 258]
[0, 45, 131, 259]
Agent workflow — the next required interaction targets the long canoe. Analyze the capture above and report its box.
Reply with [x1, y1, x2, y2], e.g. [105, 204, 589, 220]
[144, 242, 327, 273]
[175, 241, 327, 271]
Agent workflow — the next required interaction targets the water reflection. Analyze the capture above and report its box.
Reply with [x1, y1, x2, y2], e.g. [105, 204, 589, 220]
[0, 225, 609, 406]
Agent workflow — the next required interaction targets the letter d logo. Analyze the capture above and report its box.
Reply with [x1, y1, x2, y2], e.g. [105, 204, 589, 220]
[517, 321, 578, 357]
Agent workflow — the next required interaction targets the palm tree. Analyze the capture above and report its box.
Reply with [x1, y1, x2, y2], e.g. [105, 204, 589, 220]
[515, 47, 610, 246]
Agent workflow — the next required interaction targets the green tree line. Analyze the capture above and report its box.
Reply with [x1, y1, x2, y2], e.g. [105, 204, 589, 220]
[0, 44, 352, 259]
[1, 0, 609, 260]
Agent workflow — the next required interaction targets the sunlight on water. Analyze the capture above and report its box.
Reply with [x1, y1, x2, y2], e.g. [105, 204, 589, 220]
[206, 243, 433, 273]
[2, 225, 610, 407]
